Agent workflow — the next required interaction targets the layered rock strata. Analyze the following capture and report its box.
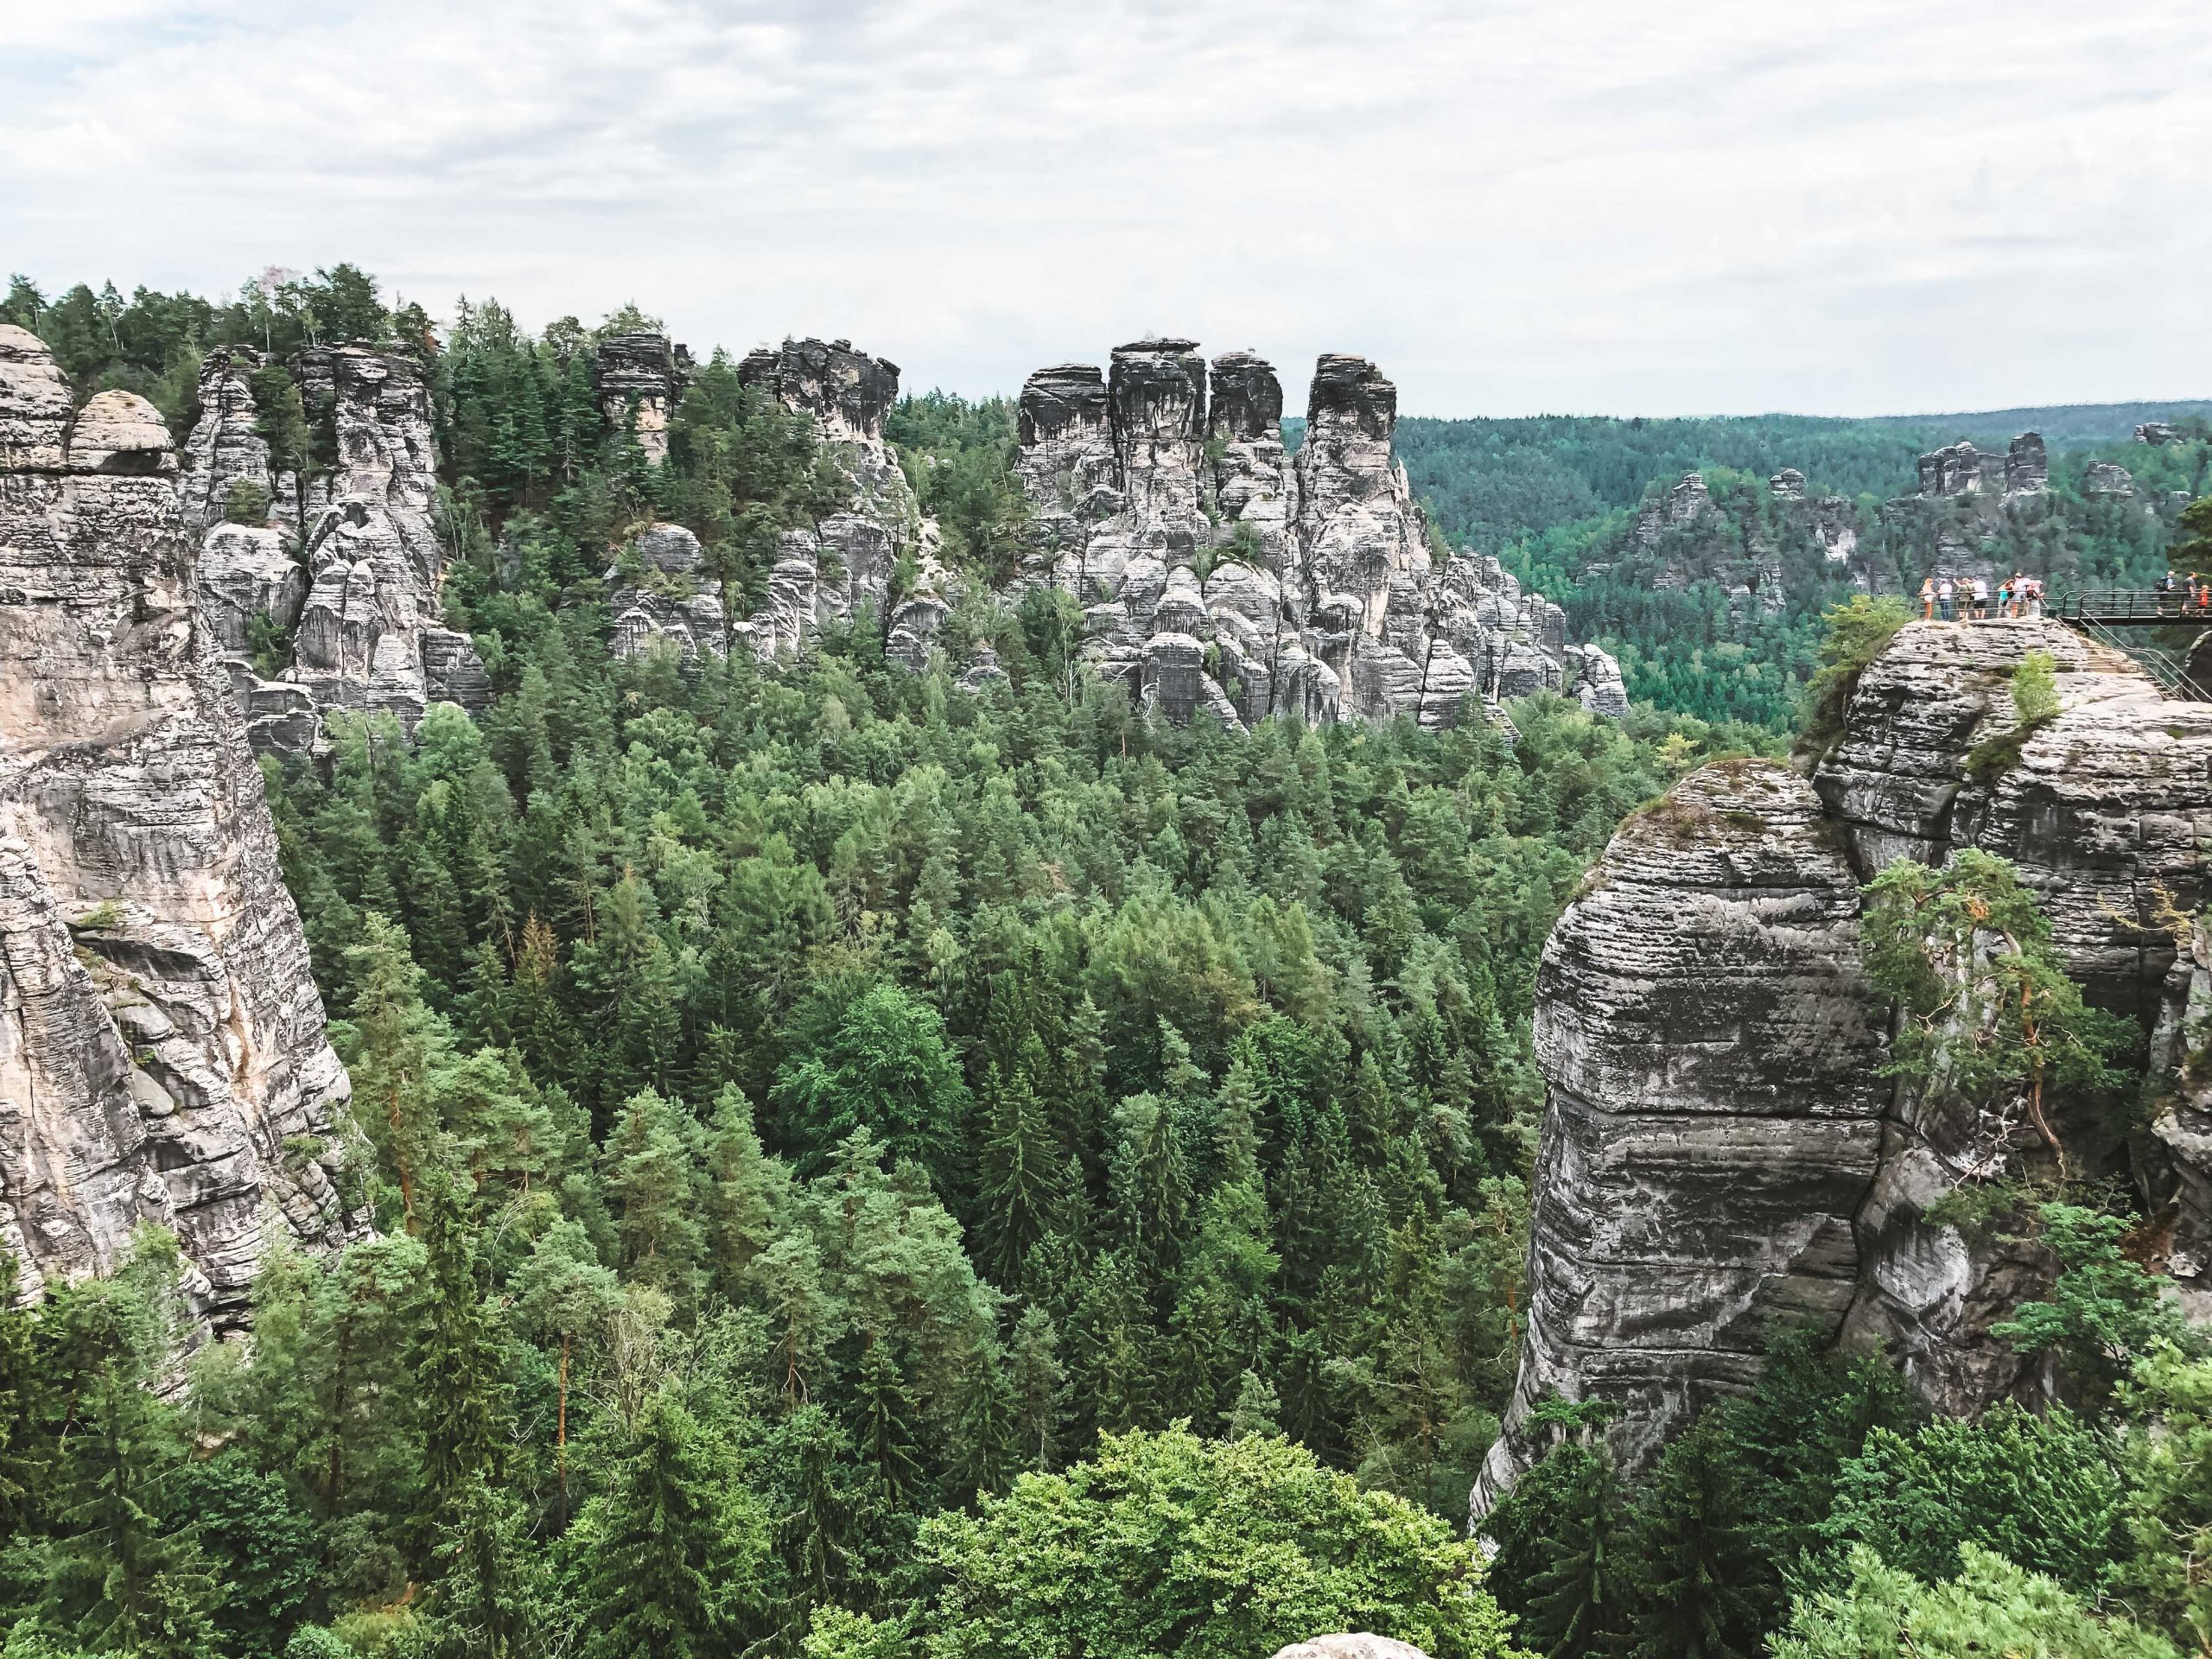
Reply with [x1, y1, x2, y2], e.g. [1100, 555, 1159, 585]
[1476, 619, 2212, 1517]
[1471, 760, 1889, 1509]
[610, 338, 946, 671]
[1014, 344, 1620, 730]
[594, 331, 693, 465]
[0, 326, 353, 1325]
[177, 343, 487, 752]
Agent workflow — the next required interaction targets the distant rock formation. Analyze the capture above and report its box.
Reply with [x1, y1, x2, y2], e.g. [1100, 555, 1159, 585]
[2083, 459, 2136, 498]
[594, 331, 693, 465]
[1475, 619, 2212, 1517]
[607, 337, 949, 671]
[1914, 433, 2048, 499]
[2136, 422, 2182, 446]
[0, 326, 353, 1328]
[1014, 342, 1622, 729]
[177, 342, 487, 753]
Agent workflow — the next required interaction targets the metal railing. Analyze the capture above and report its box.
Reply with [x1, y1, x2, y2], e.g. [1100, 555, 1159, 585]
[2054, 607, 2212, 703]
[2056, 588, 2212, 626]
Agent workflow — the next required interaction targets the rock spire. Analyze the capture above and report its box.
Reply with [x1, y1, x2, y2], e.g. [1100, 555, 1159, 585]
[0, 325, 353, 1327]
[1474, 618, 2212, 1519]
[1013, 342, 1623, 729]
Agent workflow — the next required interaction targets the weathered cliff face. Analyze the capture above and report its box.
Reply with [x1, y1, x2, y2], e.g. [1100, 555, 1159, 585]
[0, 326, 353, 1325]
[1471, 760, 1888, 1510]
[176, 342, 487, 752]
[1477, 618, 2212, 1521]
[609, 337, 943, 671]
[594, 331, 693, 465]
[1014, 343, 1619, 730]
[1816, 620, 2212, 1406]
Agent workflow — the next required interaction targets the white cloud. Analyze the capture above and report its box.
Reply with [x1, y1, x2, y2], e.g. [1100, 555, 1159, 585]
[2, 0, 2206, 416]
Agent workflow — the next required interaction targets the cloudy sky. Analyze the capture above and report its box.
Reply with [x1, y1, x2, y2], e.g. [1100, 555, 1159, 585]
[4, 0, 2206, 417]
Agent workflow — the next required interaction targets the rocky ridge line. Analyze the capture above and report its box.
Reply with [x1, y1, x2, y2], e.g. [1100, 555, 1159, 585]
[0, 324, 354, 1327]
[1014, 343, 1628, 730]
[180, 341, 488, 753]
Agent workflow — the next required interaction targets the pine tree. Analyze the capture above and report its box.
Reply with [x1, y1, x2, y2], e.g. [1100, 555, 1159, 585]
[606, 1088, 706, 1300]
[1621, 1420, 1763, 1659]
[416, 1175, 510, 1529]
[565, 1389, 766, 1659]
[973, 1042, 1068, 1285]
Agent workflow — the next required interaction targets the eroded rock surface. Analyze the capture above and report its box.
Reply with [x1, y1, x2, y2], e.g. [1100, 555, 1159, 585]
[1477, 617, 2212, 1522]
[609, 337, 947, 671]
[1471, 760, 1887, 1510]
[594, 331, 693, 466]
[176, 343, 488, 751]
[0, 326, 353, 1327]
[1014, 343, 1619, 729]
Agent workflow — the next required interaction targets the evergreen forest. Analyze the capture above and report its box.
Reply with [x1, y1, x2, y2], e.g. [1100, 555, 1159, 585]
[0, 267, 2206, 1659]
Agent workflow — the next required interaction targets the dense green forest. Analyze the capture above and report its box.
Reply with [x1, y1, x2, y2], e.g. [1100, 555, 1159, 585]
[2, 268, 2206, 1658]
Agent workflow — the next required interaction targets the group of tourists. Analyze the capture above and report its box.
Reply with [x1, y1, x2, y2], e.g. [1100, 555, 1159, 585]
[1920, 572, 2046, 622]
[2154, 571, 2212, 612]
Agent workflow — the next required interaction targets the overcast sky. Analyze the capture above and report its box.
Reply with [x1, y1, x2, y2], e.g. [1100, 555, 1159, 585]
[4, 0, 2206, 417]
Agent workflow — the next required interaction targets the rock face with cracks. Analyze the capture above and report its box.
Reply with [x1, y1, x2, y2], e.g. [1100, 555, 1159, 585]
[0, 324, 353, 1331]
[176, 340, 488, 752]
[1012, 342, 1622, 730]
[607, 337, 950, 672]
[1474, 618, 2212, 1521]
[1470, 760, 1887, 1511]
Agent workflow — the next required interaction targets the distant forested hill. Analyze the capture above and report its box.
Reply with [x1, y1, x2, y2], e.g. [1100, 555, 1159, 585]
[1288, 402, 2211, 554]
[1856, 398, 2212, 449]
[1281, 401, 2212, 731]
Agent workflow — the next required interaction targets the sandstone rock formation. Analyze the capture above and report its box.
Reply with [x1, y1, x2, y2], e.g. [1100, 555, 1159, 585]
[0, 325, 352, 1327]
[607, 337, 947, 671]
[594, 331, 693, 465]
[1914, 434, 2048, 499]
[177, 342, 488, 752]
[1475, 617, 2212, 1517]
[2083, 459, 2136, 498]
[1269, 1637, 1434, 1659]
[1014, 343, 1618, 730]
[1877, 431, 2057, 589]
[1471, 760, 1888, 1508]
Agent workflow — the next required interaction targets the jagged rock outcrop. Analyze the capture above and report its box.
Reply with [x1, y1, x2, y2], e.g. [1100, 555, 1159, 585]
[2150, 918, 2212, 1325]
[2083, 459, 2136, 498]
[1878, 431, 2059, 589]
[1269, 1638, 1433, 1659]
[1815, 620, 2212, 1407]
[1915, 434, 2047, 499]
[2136, 422, 2182, 446]
[604, 523, 728, 661]
[594, 331, 692, 465]
[0, 326, 353, 1327]
[1014, 343, 1619, 730]
[607, 337, 945, 672]
[1476, 617, 2212, 1521]
[176, 343, 487, 751]
[1471, 760, 1889, 1510]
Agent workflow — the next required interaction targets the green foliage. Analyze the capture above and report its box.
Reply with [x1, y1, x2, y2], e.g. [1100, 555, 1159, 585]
[1860, 850, 2128, 1179]
[913, 1427, 1524, 1659]
[1811, 1404, 2124, 1597]
[222, 479, 272, 524]
[1799, 594, 1912, 752]
[2110, 1347, 2212, 1647]
[1771, 1543, 2180, 1659]
[1965, 650, 2062, 784]
[1992, 1204, 2201, 1402]
[887, 392, 1030, 587]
